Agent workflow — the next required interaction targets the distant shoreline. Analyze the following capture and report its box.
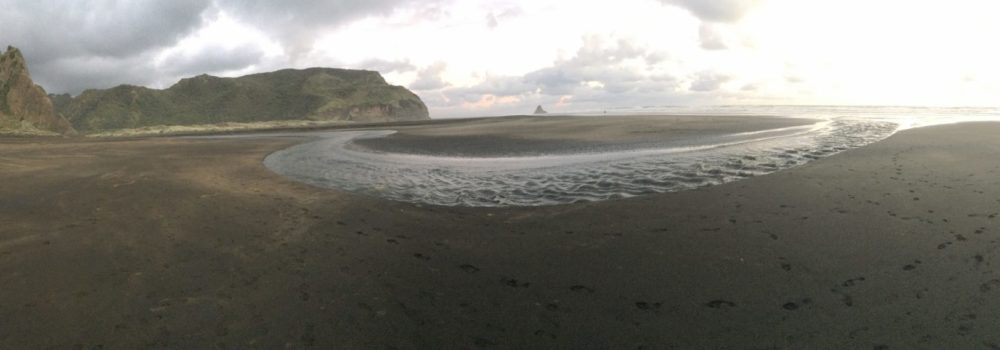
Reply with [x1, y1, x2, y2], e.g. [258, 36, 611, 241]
[0, 113, 796, 139]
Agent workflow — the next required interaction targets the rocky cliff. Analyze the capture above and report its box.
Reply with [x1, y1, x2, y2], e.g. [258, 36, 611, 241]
[59, 68, 430, 132]
[0, 46, 75, 134]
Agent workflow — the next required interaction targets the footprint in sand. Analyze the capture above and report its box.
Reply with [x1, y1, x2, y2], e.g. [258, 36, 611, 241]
[842, 277, 866, 287]
[502, 278, 530, 288]
[782, 298, 812, 310]
[979, 279, 1000, 292]
[705, 300, 736, 309]
[635, 301, 662, 310]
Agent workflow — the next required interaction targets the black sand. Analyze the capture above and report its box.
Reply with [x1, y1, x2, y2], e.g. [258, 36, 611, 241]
[353, 115, 814, 156]
[2, 120, 1000, 348]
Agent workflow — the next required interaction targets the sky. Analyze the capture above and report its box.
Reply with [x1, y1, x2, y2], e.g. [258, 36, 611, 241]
[2, 0, 999, 118]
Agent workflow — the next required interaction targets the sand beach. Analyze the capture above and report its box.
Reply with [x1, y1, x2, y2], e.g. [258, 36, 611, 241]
[1, 117, 1000, 348]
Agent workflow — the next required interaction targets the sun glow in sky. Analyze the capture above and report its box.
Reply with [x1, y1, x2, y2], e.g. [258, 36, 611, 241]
[2, 0, 999, 117]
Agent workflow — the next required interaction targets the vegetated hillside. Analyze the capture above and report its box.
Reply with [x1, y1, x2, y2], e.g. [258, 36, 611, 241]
[48, 93, 72, 113]
[59, 68, 430, 132]
[0, 46, 75, 135]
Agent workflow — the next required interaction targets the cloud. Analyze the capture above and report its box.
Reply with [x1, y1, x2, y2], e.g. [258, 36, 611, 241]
[158, 43, 266, 77]
[659, 0, 761, 22]
[689, 71, 730, 92]
[352, 58, 417, 74]
[444, 76, 534, 104]
[658, 1, 759, 51]
[698, 23, 728, 50]
[427, 35, 690, 117]
[0, 0, 210, 60]
[0, 0, 212, 93]
[215, 0, 437, 57]
[486, 6, 522, 29]
[410, 62, 450, 91]
[32, 54, 162, 94]
[486, 12, 499, 29]
[522, 35, 663, 96]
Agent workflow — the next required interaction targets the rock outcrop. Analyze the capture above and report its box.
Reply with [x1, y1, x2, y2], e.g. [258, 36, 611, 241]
[534, 105, 548, 114]
[0, 46, 74, 134]
[58, 68, 430, 132]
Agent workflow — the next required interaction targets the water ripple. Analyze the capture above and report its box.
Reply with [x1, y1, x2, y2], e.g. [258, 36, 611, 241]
[264, 119, 898, 207]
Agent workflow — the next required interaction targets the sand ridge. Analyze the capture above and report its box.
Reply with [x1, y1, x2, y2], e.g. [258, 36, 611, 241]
[353, 114, 816, 156]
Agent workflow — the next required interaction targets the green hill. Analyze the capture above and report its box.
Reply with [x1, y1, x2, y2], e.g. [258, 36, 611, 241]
[59, 68, 429, 132]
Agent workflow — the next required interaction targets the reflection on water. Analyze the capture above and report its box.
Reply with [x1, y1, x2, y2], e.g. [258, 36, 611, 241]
[571, 105, 1000, 130]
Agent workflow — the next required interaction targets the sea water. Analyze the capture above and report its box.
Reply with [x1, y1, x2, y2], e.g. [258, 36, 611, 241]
[263, 106, 1000, 207]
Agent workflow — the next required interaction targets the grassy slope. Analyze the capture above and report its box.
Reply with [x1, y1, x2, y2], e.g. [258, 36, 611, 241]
[61, 68, 429, 132]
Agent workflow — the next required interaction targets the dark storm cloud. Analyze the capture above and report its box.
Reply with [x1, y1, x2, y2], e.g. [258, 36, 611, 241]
[0, 0, 429, 95]
[659, 0, 761, 23]
[0, 0, 212, 93]
[0, 0, 210, 59]
[32, 54, 162, 94]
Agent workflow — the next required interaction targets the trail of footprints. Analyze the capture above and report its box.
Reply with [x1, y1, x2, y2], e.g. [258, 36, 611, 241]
[330, 165, 1000, 345]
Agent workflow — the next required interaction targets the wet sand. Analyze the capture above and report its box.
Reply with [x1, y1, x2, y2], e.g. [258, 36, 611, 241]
[2, 121, 1000, 348]
[353, 115, 815, 156]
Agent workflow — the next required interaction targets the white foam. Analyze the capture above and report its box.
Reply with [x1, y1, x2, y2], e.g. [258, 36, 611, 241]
[264, 116, 897, 207]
